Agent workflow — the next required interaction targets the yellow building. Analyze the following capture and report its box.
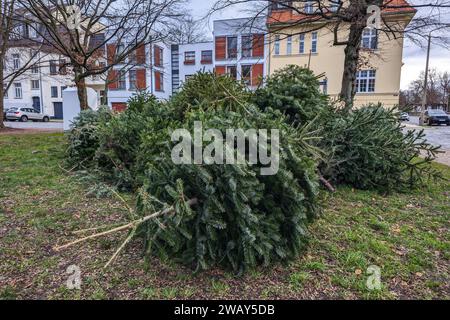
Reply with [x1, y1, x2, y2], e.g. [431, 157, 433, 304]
[266, 0, 416, 107]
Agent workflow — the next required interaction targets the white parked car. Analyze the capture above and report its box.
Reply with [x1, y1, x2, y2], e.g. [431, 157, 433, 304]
[6, 107, 50, 122]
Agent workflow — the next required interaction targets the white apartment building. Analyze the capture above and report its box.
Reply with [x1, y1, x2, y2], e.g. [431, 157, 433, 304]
[213, 17, 269, 88]
[170, 41, 214, 93]
[106, 42, 172, 111]
[3, 48, 73, 119]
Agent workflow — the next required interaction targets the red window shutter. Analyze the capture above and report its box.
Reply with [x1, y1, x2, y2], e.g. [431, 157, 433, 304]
[107, 44, 116, 65]
[136, 45, 146, 64]
[251, 64, 263, 86]
[155, 71, 161, 91]
[215, 66, 225, 75]
[154, 46, 162, 67]
[215, 37, 226, 60]
[107, 69, 118, 90]
[111, 103, 127, 112]
[252, 34, 264, 57]
[136, 69, 146, 89]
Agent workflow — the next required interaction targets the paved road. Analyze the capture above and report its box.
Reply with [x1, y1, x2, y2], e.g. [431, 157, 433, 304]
[404, 116, 450, 150]
[4, 120, 63, 132]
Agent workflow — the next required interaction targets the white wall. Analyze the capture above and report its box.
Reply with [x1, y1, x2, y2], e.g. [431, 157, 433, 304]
[3, 49, 72, 117]
[213, 18, 270, 85]
[177, 42, 214, 87]
[107, 41, 172, 108]
[3, 47, 105, 117]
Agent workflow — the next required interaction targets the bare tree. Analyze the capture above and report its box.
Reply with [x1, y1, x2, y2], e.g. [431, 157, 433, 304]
[402, 68, 450, 111]
[167, 14, 210, 44]
[19, 0, 183, 110]
[210, 0, 450, 107]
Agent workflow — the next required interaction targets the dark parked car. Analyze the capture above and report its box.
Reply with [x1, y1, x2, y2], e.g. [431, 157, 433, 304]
[424, 109, 450, 126]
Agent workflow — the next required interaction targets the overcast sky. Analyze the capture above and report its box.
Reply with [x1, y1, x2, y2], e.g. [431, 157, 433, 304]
[189, 0, 450, 90]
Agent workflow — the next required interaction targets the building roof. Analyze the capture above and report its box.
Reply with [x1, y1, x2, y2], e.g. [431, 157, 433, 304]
[267, 0, 417, 25]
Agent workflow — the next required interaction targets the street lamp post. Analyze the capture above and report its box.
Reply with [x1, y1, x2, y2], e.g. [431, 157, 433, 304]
[419, 33, 432, 126]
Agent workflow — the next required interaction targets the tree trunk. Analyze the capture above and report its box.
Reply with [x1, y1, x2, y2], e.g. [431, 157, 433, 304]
[339, 22, 364, 109]
[339, 0, 382, 109]
[0, 62, 5, 129]
[74, 68, 89, 110]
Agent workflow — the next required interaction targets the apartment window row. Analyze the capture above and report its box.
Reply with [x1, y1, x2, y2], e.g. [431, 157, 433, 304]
[274, 32, 318, 55]
[108, 69, 161, 92]
[4, 82, 67, 99]
[215, 34, 264, 60]
[106, 44, 158, 67]
[215, 63, 263, 86]
[50, 86, 68, 98]
[183, 50, 213, 65]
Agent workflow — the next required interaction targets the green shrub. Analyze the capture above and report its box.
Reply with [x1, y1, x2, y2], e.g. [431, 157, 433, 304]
[136, 103, 320, 273]
[320, 104, 440, 191]
[254, 65, 329, 124]
[66, 106, 112, 167]
[170, 72, 252, 120]
[65, 73, 321, 273]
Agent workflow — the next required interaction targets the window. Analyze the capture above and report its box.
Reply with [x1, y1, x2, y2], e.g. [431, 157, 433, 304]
[274, 35, 280, 55]
[227, 36, 237, 59]
[59, 59, 67, 75]
[3, 85, 8, 98]
[226, 65, 237, 79]
[201, 50, 212, 64]
[31, 64, 39, 74]
[155, 71, 164, 91]
[355, 70, 376, 93]
[154, 46, 163, 67]
[29, 23, 38, 38]
[49, 60, 58, 75]
[299, 34, 305, 53]
[241, 65, 251, 86]
[184, 51, 195, 64]
[329, 0, 341, 12]
[51, 86, 58, 98]
[31, 80, 39, 90]
[304, 1, 314, 14]
[242, 35, 252, 58]
[13, 54, 20, 70]
[61, 86, 67, 97]
[129, 70, 137, 90]
[118, 70, 126, 90]
[286, 35, 292, 55]
[361, 28, 378, 49]
[311, 32, 318, 53]
[14, 83, 22, 99]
